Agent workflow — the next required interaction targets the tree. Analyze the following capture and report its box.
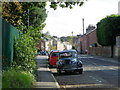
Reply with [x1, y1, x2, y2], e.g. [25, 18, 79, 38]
[97, 15, 120, 46]
[97, 14, 120, 57]
[29, 7, 47, 27]
[21, 2, 47, 28]
[49, 1, 87, 10]
[2, 2, 47, 29]
[42, 31, 52, 39]
[2, 2, 23, 27]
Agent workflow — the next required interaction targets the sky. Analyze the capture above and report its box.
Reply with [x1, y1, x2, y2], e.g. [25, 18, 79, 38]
[43, 0, 120, 37]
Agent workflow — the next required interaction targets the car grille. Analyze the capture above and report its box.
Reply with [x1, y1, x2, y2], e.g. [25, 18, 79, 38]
[64, 60, 70, 64]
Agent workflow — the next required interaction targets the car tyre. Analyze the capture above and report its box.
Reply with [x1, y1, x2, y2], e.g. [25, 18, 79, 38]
[49, 64, 53, 68]
[57, 70, 61, 74]
[79, 69, 83, 74]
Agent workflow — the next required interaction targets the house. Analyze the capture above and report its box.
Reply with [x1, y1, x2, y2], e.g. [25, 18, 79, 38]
[79, 25, 97, 54]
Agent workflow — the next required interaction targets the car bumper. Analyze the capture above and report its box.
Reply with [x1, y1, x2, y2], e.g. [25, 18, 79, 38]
[57, 67, 83, 72]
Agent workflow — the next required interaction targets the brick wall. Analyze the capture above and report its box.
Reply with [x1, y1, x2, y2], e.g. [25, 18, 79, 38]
[80, 29, 97, 54]
[87, 30, 97, 45]
[89, 46, 111, 57]
[114, 36, 120, 58]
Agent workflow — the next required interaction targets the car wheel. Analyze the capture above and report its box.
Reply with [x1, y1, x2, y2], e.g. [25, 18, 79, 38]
[57, 70, 61, 74]
[49, 64, 53, 68]
[79, 69, 83, 74]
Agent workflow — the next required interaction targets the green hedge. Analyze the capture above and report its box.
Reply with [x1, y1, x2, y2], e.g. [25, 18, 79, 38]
[2, 68, 35, 88]
[97, 15, 120, 46]
[13, 33, 37, 74]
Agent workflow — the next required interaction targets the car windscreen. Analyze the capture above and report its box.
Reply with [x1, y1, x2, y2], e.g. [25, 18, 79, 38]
[59, 52, 77, 59]
[51, 52, 59, 56]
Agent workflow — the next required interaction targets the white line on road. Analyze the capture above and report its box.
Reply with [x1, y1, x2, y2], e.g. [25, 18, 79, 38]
[89, 76, 103, 83]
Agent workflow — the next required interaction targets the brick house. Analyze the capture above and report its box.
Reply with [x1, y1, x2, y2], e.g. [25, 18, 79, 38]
[36, 40, 46, 51]
[79, 25, 97, 54]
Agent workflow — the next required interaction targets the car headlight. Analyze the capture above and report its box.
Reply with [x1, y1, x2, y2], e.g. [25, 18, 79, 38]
[71, 58, 77, 62]
[58, 60, 64, 65]
[70, 59, 77, 64]
[77, 61, 83, 67]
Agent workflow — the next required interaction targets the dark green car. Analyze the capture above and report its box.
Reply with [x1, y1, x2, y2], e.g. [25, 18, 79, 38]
[56, 50, 83, 74]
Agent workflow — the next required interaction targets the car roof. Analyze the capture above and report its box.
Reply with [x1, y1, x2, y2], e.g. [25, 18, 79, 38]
[59, 49, 77, 53]
[51, 50, 60, 53]
[52, 51, 60, 53]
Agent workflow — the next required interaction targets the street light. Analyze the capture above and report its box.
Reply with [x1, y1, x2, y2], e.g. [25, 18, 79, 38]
[71, 31, 73, 47]
[82, 18, 84, 35]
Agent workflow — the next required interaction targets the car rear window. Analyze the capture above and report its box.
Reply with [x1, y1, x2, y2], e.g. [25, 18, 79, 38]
[59, 52, 77, 58]
[52, 52, 59, 56]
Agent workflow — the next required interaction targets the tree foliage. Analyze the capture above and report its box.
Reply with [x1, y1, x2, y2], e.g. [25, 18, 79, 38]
[29, 7, 47, 27]
[2, 2, 47, 29]
[2, 2, 23, 27]
[21, 2, 47, 28]
[97, 15, 120, 46]
[49, 1, 87, 10]
[13, 31, 37, 74]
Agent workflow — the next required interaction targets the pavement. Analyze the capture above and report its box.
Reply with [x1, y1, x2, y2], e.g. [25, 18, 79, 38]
[34, 55, 60, 89]
[79, 54, 120, 64]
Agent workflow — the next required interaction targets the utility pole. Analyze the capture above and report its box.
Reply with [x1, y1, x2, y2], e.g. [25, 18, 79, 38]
[71, 31, 73, 47]
[82, 18, 84, 35]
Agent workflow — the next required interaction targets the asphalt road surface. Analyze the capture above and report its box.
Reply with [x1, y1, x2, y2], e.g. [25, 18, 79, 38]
[50, 55, 120, 89]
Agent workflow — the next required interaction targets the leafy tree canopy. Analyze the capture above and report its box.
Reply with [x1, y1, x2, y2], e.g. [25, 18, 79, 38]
[2, 2, 23, 27]
[2, 2, 47, 29]
[97, 14, 120, 46]
[49, 0, 87, 10]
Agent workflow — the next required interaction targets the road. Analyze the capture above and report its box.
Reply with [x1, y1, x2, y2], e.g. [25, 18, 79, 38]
[50, 55, 120, 89]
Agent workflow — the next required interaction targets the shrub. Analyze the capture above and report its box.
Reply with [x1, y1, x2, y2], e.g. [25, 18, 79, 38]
[2, 68, 35, 88]
[13, 33, 37, 74]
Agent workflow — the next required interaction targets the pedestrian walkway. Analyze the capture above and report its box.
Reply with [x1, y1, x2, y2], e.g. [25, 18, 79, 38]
[34, 55, 60, 89]
[79, 54, 120, 64]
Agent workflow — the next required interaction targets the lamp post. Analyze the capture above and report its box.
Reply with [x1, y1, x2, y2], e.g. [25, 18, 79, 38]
[82, 18, 84, 35]
[71, 31, 73, 47]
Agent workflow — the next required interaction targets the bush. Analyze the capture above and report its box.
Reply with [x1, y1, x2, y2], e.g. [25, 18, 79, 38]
[2, 68, 35, 88]
[13, 33, 37, 74]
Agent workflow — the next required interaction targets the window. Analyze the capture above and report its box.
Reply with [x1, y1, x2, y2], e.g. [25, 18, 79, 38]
[52, 52, 59, 56]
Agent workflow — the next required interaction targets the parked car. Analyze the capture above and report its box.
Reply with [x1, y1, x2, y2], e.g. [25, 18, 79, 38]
[49, 50, 60, 67]
[56, 50, 83, 74]
[38, 51, 47, 55]
[48, 50, 58, 57]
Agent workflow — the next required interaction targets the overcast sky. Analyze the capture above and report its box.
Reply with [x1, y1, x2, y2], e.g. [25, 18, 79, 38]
[43, 0, 120, 37]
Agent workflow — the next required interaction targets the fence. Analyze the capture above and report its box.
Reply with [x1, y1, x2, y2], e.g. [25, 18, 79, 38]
[114, 36, 120, 58]
[2, 18, 19, 70]
[89, 36, 120, 59]
[89, 46, 111, 57]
